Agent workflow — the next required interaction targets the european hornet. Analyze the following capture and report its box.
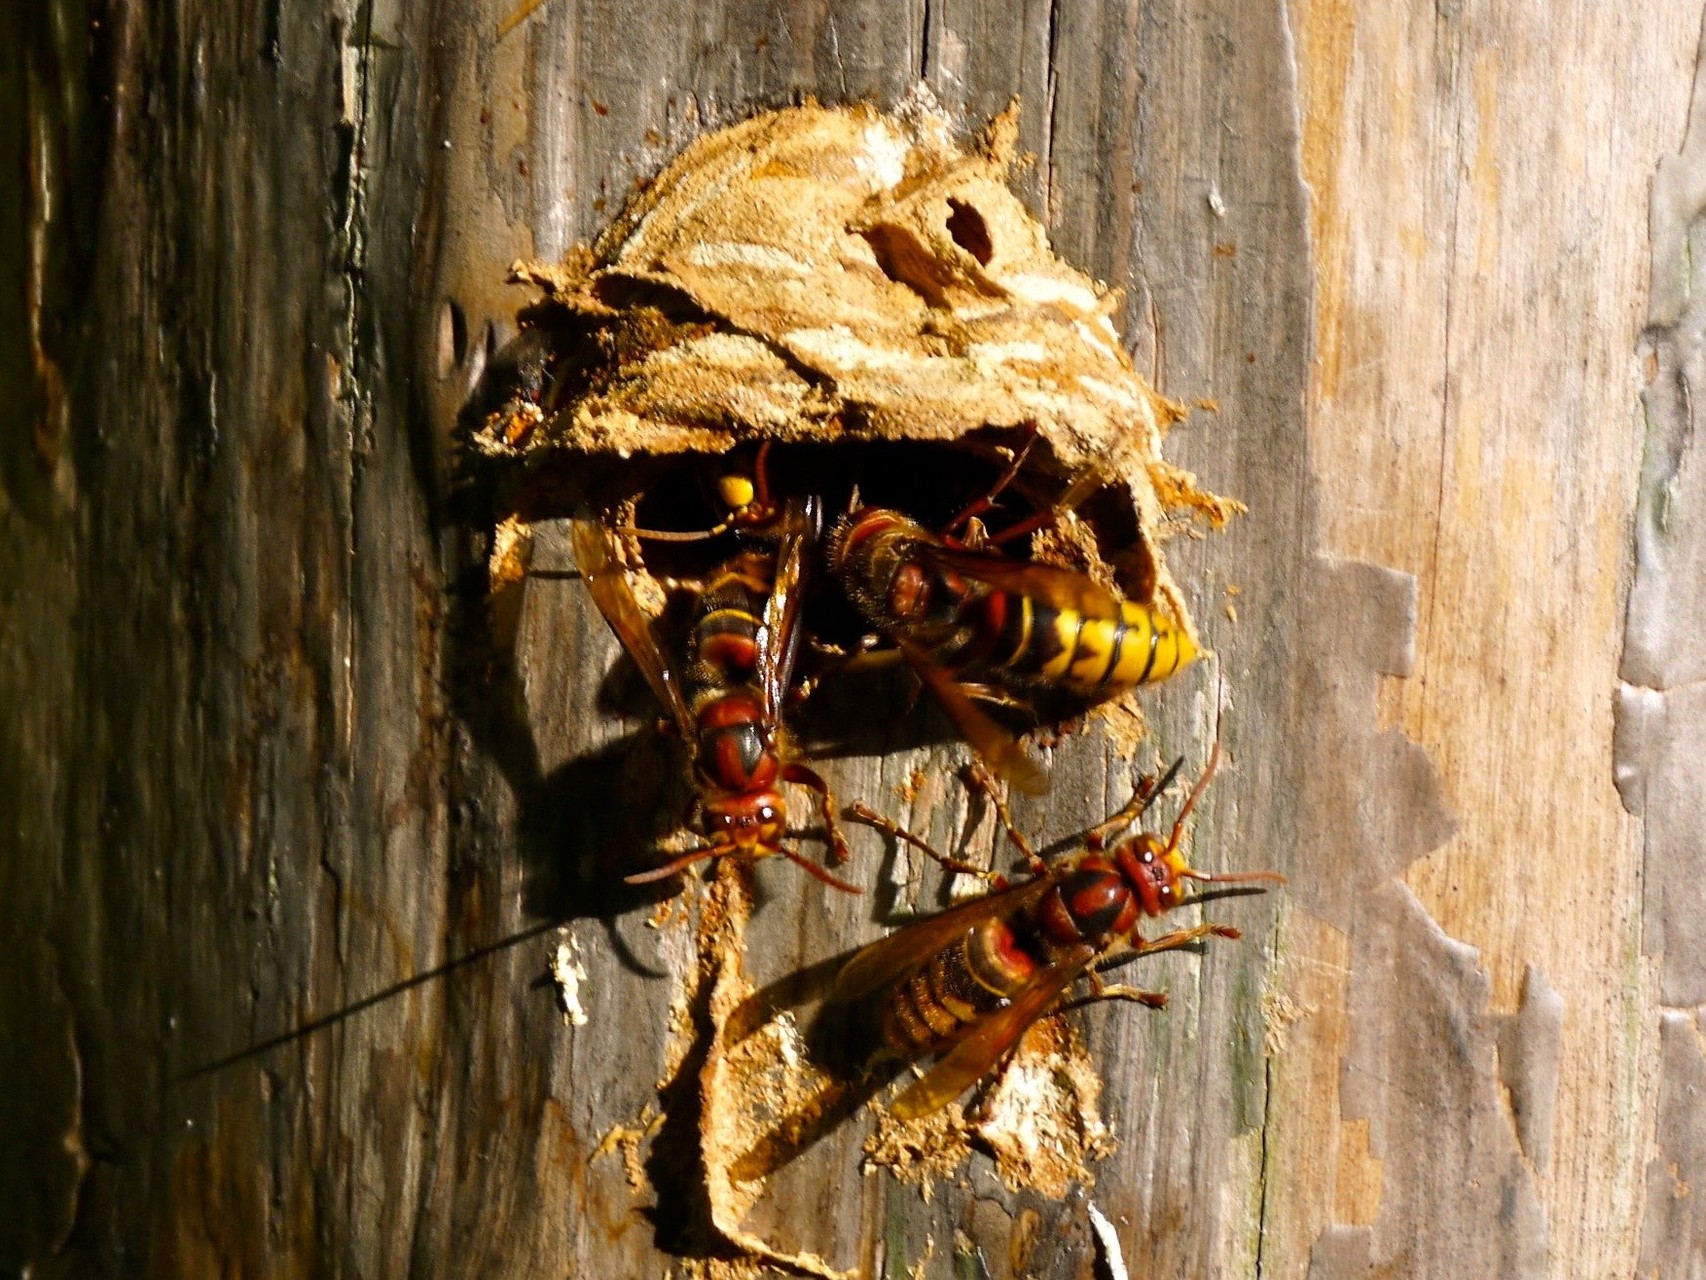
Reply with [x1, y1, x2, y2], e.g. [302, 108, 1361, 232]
[828, 444, 1198, 791]
[614, 440, 1049, 791]
[836, 742, 1282, 1119]
[571, 494, 858, 891]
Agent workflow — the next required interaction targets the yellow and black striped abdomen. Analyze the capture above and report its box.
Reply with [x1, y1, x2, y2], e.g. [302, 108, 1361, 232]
[993, 594, 1198, 694]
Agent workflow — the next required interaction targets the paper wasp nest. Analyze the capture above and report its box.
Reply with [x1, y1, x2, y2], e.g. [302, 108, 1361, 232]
[478, 97, 1235, 634]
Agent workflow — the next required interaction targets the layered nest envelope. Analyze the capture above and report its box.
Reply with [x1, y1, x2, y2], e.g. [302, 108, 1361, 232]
[480, 98, 1241, 1275]
[476, 97, 1236, 627]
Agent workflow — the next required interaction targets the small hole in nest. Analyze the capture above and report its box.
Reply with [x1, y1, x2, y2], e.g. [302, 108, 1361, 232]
[945, 198, 993, 265]
[437, 298, 468, 377]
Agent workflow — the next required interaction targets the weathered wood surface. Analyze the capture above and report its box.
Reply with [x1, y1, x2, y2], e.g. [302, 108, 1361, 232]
[3, 1, 1701, 1276]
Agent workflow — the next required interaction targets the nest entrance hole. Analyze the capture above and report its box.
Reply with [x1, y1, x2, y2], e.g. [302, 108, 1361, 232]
[621, 432, 1143, 582]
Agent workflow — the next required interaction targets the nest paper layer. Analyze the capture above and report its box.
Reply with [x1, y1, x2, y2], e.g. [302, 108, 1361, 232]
[478, 97, 1234, 648]
[486, 100, 1183, 475]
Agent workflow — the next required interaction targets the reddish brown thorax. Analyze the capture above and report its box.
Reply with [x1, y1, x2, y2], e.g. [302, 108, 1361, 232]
[695, 693, 780, 792]
[833, 508, 984, 631]
[833, 508, 900, 560]
[832, 512, 925, 592]
[1035, 857, 1141, 947]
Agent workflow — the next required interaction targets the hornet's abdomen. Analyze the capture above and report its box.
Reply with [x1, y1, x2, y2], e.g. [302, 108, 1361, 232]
[882, 917, 1041, 1056]
[986, 594, 1198, 694]
[689, 554, 772, 691]
[685, 552, 783, 795]
[832, 509, 1198, 697]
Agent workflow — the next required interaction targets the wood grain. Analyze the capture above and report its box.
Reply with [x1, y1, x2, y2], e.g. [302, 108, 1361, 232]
[1291, 2, 1698, 1275]
[2, 1, 1699, 1276]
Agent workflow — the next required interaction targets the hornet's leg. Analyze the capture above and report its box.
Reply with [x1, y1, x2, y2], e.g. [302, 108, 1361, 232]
[1065, 921, 1242, 1003]
[783, 762, 853, 865]
[1135, 922, 1242, 955]
[955, 682, 1039, 717]
[626, 842, 725, 885]
[1082, 757, 1187, 853]
[965, 761, 1047, 876]
[985, 464, 1106, 547]
[846, 803, 1002, 883]
[943, 424, 1038, 541]
[775, 843, 863, 893]
[1064, 968, 1170, 1011]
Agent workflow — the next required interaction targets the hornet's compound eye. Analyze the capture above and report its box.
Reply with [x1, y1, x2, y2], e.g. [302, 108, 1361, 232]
[1151, 856, 1185, 906]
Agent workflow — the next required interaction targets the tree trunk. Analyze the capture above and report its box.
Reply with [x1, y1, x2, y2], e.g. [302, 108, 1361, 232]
[2, 1, 1699, 1276]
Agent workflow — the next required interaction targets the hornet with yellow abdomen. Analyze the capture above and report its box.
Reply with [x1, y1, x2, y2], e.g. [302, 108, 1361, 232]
[828, 502, 1198, 706]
